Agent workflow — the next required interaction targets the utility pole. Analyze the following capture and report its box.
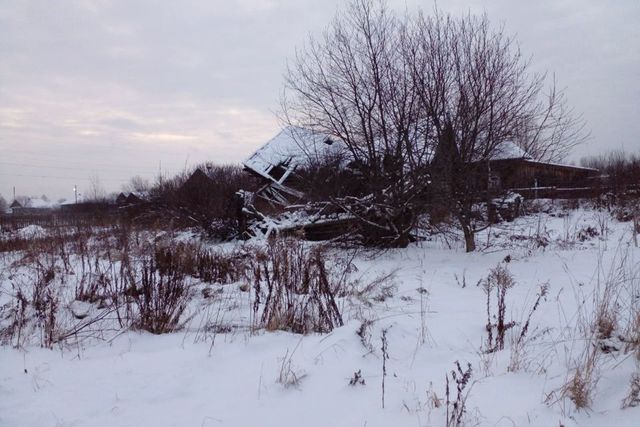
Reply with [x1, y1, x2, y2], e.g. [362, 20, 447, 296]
[74, 185, 77, 204]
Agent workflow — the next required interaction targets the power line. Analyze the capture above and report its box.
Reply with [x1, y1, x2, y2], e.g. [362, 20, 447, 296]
[0, 172, 131, 182]
[0, 160, 160, 175]
[2, 148, 201, 169]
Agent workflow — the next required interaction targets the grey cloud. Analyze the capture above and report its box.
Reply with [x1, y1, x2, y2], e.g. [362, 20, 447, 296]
[0, 0, 638, 200]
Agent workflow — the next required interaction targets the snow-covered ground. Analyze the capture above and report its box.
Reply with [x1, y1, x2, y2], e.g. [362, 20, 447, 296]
[1, 205, 639, 426]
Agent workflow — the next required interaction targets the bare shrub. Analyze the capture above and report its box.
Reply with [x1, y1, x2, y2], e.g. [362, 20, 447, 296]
[576, 225, 599, 242]
[0, 258, 61, 348]
[1, 220, 219, 344]
[346, 269, 397, 307]
[250, 238, 344, 334]
[623, 310, 640, 357]
[581, 149, 640, 195]
[155, 243, 250, 285]
[30, 260, 61, 348]
[0, 288, 29, 347]
[482, 265, 516, 352]
[74, 252, 114, 307]
[562, 345, 599, 410]
[145, 163, 259, 236]
[446, 361, 474, 427]
[127, 258, 192, 334]
[622, 373, 640, 409]
[381, 328, 389, 409]
[349, 369, 365, 386]
[508, 283, 550, 373]
[619, 257, 640, 357]
[356, 319, 374, 353]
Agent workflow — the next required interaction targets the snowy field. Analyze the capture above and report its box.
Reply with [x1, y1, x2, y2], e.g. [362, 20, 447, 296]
[1, 204, 639, 426]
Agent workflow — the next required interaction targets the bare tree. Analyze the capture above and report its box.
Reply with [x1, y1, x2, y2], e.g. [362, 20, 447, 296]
[283, 0, 430, 247]
[407, 9, 586, 251]
[0, 194, 8, 213]
[85, 173, 107, 202]
[406, 11, 537, 251]
[513, 79, 589, 162]
[284, 0, 585, 251]
[582, 149, 640, 194]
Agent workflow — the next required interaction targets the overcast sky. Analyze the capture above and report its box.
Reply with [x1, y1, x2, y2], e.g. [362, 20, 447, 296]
[1, 0, 638, 202]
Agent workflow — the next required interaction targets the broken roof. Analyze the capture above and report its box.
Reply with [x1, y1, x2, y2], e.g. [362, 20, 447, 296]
[243, 126, 343, 185]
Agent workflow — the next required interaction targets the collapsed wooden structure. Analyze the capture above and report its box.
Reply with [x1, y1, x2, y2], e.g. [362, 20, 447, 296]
[240, 127, 601, 239]
[242, 126, 343, 207]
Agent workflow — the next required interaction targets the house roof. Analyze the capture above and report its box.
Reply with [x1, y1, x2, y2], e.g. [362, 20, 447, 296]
[243, 126, 343, 185]
[10, 197, 58, 209]
[180, 168, 214, 190]
[488, 142, 598, 172]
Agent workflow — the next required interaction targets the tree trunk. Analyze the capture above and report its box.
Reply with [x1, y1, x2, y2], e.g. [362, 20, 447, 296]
[459, 216, 476, 252]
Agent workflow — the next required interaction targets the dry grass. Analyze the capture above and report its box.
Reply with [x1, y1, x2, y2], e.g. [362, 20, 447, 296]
[562, 344, 600, 410]
[250, 238, 345, 334]
[276, 342, 306, 389]
[622, 372, 640, 409]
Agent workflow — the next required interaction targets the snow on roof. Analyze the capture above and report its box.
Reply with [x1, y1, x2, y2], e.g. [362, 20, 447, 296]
[490, 141, 532, 161]
[243, 126, 344, 184]
[27, 197, 58, 209]
[12, 197, 59, 209]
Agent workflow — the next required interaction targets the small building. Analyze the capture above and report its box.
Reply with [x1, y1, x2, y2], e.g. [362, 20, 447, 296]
[115, 193, 128, 205]
[178, 168, 217, 207]
[8, 197, 58, 215]
[9, 200, 23, 214]
[482, 141, 599, 197]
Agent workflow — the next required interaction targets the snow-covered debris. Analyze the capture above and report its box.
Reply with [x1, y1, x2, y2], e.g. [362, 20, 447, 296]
[68, 300, 93, 319]
[16, 224, 47, 239]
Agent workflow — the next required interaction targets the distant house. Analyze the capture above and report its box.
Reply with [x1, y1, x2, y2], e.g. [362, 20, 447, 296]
[116, 192, 143, 206]
[431, 136, 599, 199]
[115, 193, 128, 205]
[9, 200, 23, 214]
[178, 168, 217, 207]
[8, 197, 58, 215]
[480, 141, 599, 196]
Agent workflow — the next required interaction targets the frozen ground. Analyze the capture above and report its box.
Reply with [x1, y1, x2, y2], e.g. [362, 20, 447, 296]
[1, 206, 639, 426]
